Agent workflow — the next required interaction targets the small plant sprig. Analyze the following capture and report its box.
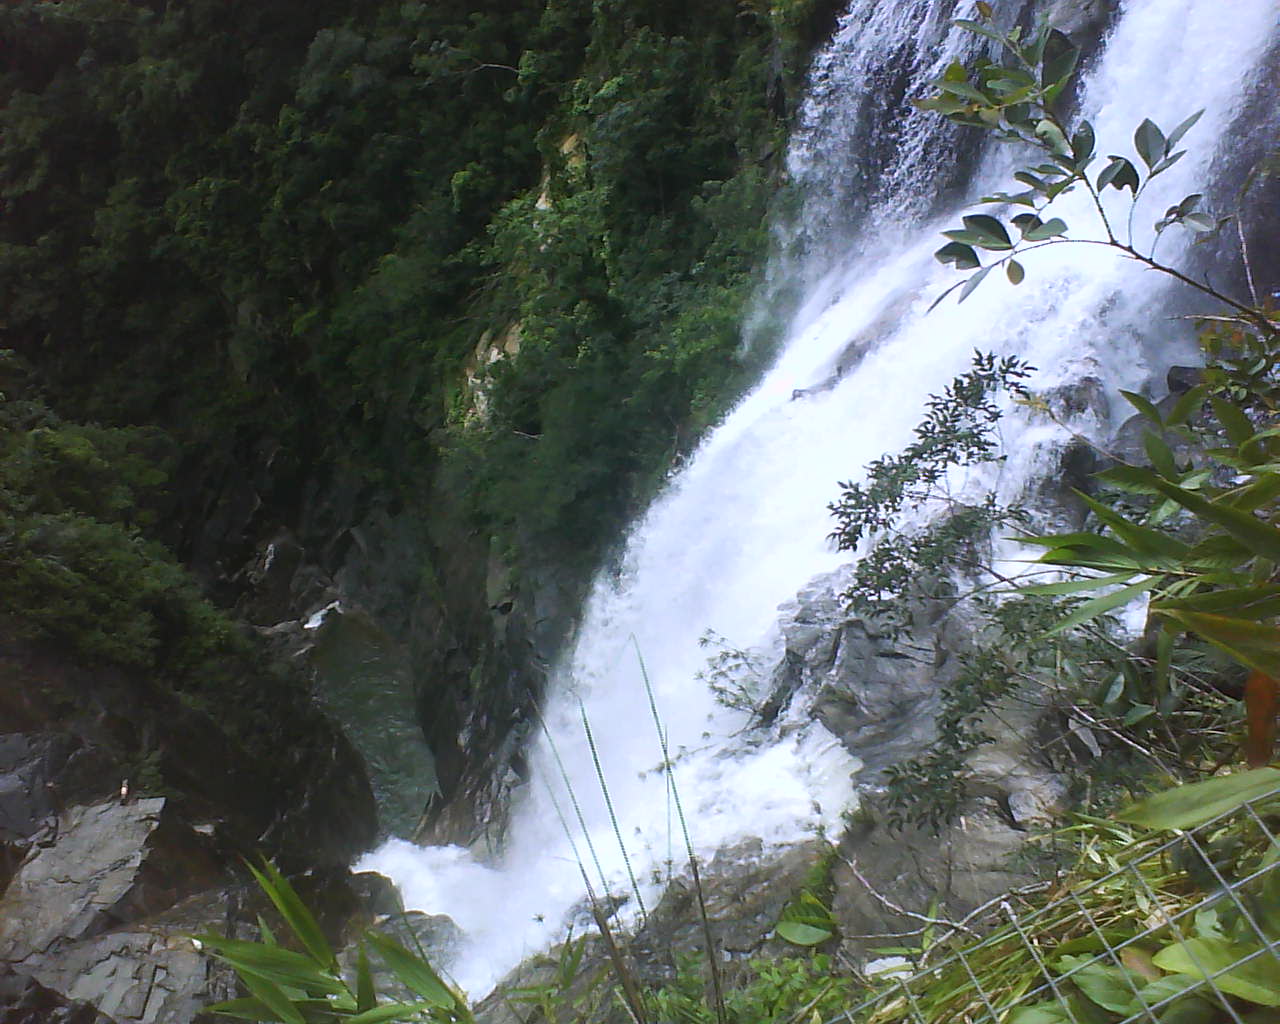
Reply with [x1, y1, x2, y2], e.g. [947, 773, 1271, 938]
[915, 5, 1271, 334]
[196, 859, 474, 1024]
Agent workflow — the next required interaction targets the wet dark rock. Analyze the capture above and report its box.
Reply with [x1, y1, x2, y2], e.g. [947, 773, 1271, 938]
[0, 969, 114, 1024]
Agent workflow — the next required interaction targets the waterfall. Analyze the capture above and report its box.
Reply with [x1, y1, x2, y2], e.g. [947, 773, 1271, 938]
[362, 0, 1279, 995]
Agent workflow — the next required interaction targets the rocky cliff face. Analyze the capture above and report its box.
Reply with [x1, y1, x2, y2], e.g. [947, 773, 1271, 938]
[0, 626, 379, 1022]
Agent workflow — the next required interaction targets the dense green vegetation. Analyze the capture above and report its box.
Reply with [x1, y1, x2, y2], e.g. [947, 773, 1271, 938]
[1, 0, 834, 576]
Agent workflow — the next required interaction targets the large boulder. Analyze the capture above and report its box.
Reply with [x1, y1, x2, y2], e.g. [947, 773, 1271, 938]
[0, 797, 229, 1023]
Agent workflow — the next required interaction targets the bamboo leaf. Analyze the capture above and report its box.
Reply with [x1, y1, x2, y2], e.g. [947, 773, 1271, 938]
[1118, 767, 1280, 829]
[248, 860, 337, 971]
[1018, 572, 1138, 596]
[1045, 576, 1159, 635]
[1147, 477, 1280, 562]
[1166, 383, 1209, 426]
[364, 931, 455, 1010]
[1156, 609, 1280, 677]
[207, 997, 287, 1022]
[237, 972, 307, 1024]
[194, 937, 346, 997]
[356, 943, 376, 1014]
[347, 1003, 438, 1024]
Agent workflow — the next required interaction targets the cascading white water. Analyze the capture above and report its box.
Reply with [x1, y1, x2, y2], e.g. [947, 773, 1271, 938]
[363, 0, 1278, 994]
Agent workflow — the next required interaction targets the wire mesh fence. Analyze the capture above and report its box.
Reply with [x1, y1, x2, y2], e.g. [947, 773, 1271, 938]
[833, 786, 1280, 1024]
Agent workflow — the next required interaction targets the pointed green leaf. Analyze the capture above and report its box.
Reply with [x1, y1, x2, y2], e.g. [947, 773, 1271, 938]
[1164, 109, 1204, 150]
[1096, 464, 1164, 494]
[936, 241, 980, 270]
[207, 997, 287, 1022]
[957, 264, 994, 303]
[348, 1004, 440, 1024]
[1071, 120, 1095, 163]
[1147, 476, 1280, 562]
[776, 921, 834, 946]
[248, 860, 337, 971]
[1023, 217, 1067, 241]
[961, 214, 1013, 249]
[1117, 767, 1280, 829]
[1097, 156, 1139, 194]
[1144, 431, 1178, 479]
[1154, 584, 1280, 618]
[1045, 576, 1159, 636]
[1018, 571, 1138, 596]
[1041, 30, 1079, 89]
[1153, 938, 1280, 1005]
[1211, 396, 1254, 447]
[1166, 383, 1209, 427]
[364, 931, 455, 1010]
[193, 937, 346, 997]
[1006, 259, 1025, 285]
[1120, 389, 1162, 426]
[1156, 609, 1280, 677]
[953, 18, 1005, 44]
[1134, 118, 1166, 169]
[237, 972, 306, 1024]
[356, 943, 376, 1014]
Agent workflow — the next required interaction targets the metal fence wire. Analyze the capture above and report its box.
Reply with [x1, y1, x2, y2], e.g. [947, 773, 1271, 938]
[834, 787, 1280, 1024]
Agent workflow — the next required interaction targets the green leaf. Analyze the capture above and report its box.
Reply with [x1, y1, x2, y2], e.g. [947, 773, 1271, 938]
[1023, 217, 1067, 241]
[1035, 119, 1072, 156]
[1041, 30, 1079, 89]
[1117, 768, 1280, 829]
[364, 931, 456, 1010]
[356, 943, 376, 1014]
[1045, 576, 1160, 635]
[1096, 464, 1164, 494]
[248, 860, 337, 971]
[1153, 938, 1280, 1005]
[1097, 156, 1139, 194]
[1167, 383, 1210, 427]
[775, 921, 834, 946]
[1144, 431, 1178, 478]
[1071, 120, 1096, 163]
[1019, 571, 1138, 596]
[1154, 584, 1280, 617]
[347, 1003, 439, 1024]
[1006, 260, 1025, 285]
[936, 241, 981, 270]
[1165, 109, 1204, 150]
[953, 18, 1006, 44]
[237, 972, 306, 1024]
[1123, 703, 1156, 726]
[1156, 610, 1280, 677]
[1134, 118, 1167, 169]
[1071, 963, 1142, 1015]
[194, 937, 346, 997]
[207, 997, 287, 1022]
[957, 264, 994, 303]
[1146, 476, 1280, 562]
[1211, 396, 1255, 447]
[961, 214, 1013, 249]
[1120, 390, 1163, 426]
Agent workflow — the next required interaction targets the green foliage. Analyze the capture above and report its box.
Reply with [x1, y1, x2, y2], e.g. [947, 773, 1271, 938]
[774, 889, 838, 947]
[829, 353, 1033, 631]
[857, 780, 1280, 1024]
[199, 859, 474, 1024]
[840, 9, 1280, 828]
[1, 0, 798, 586]
[647, 951, 856, 1024]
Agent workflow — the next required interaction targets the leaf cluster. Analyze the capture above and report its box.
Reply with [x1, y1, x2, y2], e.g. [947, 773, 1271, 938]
[199, 860, 474, 1024]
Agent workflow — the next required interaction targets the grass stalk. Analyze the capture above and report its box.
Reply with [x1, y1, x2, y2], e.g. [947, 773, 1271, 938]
[579, 699, 648, 923]
[632, 636, 729, 1024]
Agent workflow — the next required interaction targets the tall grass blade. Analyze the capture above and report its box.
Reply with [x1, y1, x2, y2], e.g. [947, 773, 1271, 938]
[579, 700, 648, 923]
[632, 636, 728, 1024]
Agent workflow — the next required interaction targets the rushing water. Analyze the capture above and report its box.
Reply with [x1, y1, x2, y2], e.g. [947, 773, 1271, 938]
[362, 0, 1279, 994]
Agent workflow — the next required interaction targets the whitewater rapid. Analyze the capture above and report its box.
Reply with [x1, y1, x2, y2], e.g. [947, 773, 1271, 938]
[362, 0, 1279, 994]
